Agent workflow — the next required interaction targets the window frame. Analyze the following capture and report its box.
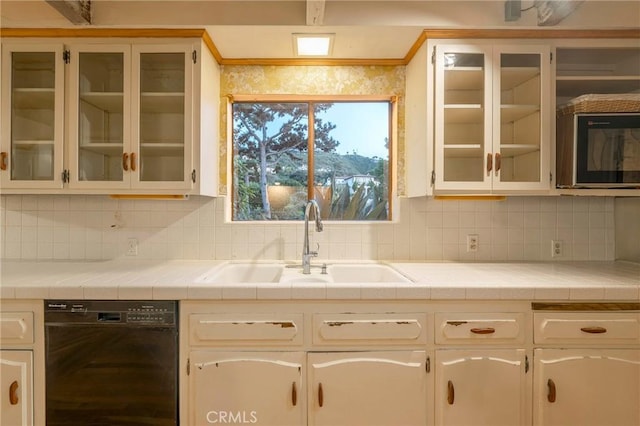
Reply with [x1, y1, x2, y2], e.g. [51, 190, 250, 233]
[227, 94, 398, 222]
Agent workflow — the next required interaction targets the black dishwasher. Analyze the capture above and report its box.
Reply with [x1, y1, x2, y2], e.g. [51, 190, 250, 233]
[44, 300, 178, 426]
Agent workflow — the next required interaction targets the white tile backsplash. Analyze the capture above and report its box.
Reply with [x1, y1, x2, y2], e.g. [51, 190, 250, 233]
[0, 195, 619, 262]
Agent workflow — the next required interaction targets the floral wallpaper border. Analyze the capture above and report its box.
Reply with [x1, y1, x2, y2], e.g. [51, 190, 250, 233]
[218, 65, 407, 196]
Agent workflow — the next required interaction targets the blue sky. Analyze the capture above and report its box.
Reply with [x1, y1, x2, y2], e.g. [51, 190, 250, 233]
[316, 102, 390, 159]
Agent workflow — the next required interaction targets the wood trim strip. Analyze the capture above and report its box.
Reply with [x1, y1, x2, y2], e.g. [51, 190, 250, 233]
[0, 28, 207, 38]
[403, 31, 429, 64]
[420, 28, 640, 40]
[434, 195, 507, 201]
[0, 28, 223, 64]
[2, 27, 637, 67]
[403, 28, 640, 63]
[532, 302, 640, 311]
[108, 194, 188, 200]
[229, 94, 396, 102]
[219, 58, 405, 66]
[200, 29, 224, 65]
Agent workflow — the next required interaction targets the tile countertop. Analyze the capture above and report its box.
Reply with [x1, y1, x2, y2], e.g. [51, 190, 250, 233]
[0, 260, 639, 301]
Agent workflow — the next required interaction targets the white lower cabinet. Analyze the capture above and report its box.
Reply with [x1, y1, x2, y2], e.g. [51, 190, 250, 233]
[182, 302, 640, 426]
[435, 349, 527, 426]
[533, 310, 640, 426]
[190, 351, 305, 426]
[308, 351, 427, 426]
[188, 349, 427, 426]
[0, 350, 33, 426]
[1, 306, 37, 426]
[533, 348, 640, 426]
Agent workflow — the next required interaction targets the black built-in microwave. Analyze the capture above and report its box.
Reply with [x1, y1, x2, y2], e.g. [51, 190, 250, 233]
[557, 113, 640, 188]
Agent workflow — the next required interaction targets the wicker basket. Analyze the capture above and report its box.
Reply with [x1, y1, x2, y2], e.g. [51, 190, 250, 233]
[557, 94, 640, 116]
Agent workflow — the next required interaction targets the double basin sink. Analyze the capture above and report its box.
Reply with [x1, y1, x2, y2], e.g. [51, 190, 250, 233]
[196, 262, 412, 284]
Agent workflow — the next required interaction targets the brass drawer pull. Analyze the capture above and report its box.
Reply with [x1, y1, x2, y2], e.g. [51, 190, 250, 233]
[122, 153, 129, 171]
[486, 153, 493, 173]
[547, 379, 556, 403]
[9, 380, 19, 405]
[318, 382, 324, 407]
[0, 152, 7, 171]
[291, 381, 297, 406]
[580, 326, 607, 334]
[470, 327, 496, 335]
[447, 380, 455, 405]
[495, 152, 502, 174]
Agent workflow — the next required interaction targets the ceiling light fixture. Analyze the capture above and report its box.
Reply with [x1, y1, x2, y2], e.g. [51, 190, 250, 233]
[293, 33, 334, 57]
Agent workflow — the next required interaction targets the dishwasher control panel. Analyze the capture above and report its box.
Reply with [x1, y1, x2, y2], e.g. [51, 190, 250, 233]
[45, 300, 177, 326]
[127, 305, 174, 324]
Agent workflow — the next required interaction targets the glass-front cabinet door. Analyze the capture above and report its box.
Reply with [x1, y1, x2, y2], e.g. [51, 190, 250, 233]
[493, 45, 549, 191]
[1, 44, 65, 189]
[434, 45, 492, 191]
[68, 45, 131, 189]
[434, 43, 549, 193]
[132, 45, 193, 190]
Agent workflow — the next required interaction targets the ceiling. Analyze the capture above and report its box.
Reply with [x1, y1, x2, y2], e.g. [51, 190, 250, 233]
[1, 1, 639, 60]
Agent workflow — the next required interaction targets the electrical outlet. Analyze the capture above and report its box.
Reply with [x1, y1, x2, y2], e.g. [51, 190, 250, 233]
[466, 234, 479, 252]
[127, 238, 138, 256]
[551, 240, 562, 258]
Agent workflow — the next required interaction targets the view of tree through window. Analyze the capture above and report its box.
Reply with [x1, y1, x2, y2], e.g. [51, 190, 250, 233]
[232, 99, 391, 221]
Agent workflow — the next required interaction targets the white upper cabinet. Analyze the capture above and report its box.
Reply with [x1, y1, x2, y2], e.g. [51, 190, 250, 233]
[1, 44, 65, 190]
[1, 34, 219, 196]
[132, 45, 194, 191]
[555, 46, 640, 106]
[433, 43, 550, 194]
[553, 42, 640, 196]
[67, 44, 131, 190]
[67, 44, 194, 191]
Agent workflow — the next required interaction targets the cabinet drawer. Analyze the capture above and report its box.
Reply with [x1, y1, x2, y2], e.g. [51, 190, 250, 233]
[435, 313, 525, 344]
[190, 313, 303, 346]
[534, 313, 640, 344]
[0, 312, 34, 345]
[313, 313, 427, 345]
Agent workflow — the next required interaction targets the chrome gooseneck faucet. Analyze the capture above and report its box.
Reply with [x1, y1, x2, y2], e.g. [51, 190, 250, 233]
[302, 199, 323, 274]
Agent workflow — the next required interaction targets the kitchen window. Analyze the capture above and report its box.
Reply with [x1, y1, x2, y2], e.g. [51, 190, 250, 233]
[230, 95, 395, 221]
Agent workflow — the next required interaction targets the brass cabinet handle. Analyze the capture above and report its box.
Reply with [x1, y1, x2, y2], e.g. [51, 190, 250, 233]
[291, 381, 297, 406]
[122, 153, 129, 171]
[495, 152, 502, 174]
[130, 152, 137, 172]
[318, 382, 324, 407]
[470, 327, 496, 334]
[580, 326, 607, 334]
[9, 380, 19, 405]
[547, 379, 556, 403]
[486, 153, 493, 173]
[0, 152, 7, 171]
[447, 380, 455, 405]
